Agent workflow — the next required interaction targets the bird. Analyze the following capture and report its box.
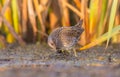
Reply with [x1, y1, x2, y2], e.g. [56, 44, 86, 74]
[48, 20, 84, 56]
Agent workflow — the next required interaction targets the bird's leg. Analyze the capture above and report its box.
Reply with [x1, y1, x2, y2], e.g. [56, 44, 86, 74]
[61, 49, 65, 53]
[60, 49, 72, 55]
[67, 49, 71, 54]
[73, 49, 77, 57]
[58, 49, 67, 54]
[57, 49, 64, 54]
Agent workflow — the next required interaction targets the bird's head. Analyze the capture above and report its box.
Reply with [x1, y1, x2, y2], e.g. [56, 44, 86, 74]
[48, 36, 56, 50]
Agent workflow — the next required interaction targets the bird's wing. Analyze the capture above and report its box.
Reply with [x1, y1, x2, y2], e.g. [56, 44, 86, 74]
[58, 27, 83, 48]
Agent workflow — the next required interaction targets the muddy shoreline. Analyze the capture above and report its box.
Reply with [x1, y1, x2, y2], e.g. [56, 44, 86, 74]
[0, 44, 120, 77]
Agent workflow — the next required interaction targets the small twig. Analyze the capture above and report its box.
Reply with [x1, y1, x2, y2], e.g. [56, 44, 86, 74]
[37, 30, 48, 37]
[0, 15, 26, 45]
[1, 0, 10, 15]
[63, 0, 83, 18]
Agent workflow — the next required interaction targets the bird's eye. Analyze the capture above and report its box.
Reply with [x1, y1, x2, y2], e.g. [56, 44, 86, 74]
[51, 42, 54, 46]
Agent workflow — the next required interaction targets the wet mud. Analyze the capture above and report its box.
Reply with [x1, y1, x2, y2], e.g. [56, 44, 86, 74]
[0, 43, 120, 77]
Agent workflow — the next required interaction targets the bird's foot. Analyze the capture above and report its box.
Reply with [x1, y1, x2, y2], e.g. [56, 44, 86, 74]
[73, 49, 78, 57]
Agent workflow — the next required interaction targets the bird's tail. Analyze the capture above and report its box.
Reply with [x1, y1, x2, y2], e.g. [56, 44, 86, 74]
[75, 20, 83, 27]
[74, 19, 84, 33]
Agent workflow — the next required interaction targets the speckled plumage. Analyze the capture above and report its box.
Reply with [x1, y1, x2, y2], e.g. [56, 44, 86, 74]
[48, 20, 84, 56]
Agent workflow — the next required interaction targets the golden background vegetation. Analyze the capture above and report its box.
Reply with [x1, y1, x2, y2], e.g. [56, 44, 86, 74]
[0, 0, 120, 50]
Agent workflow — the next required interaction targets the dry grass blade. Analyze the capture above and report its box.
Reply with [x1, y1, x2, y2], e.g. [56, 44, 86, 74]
[97, 0, 108, 37]
[63, 0, 82, 18]
[49, 0, 60, 30]
[1, 0, 10, 15]
[106, 0, 118, 48]
[33, 0, 46, 35]
[0, 0, 25, 45]
[28, 0, 37, 39]
[11, 0, 20, 34]
[80, 0, 90, 45]
[22, 0, 27, 37]
[89, 0, 99, 41]
[59, 0, 70, 26]
[80, 26, 120, 50]
[74, 0, 81, 11]
[0, 15, 26, 45]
